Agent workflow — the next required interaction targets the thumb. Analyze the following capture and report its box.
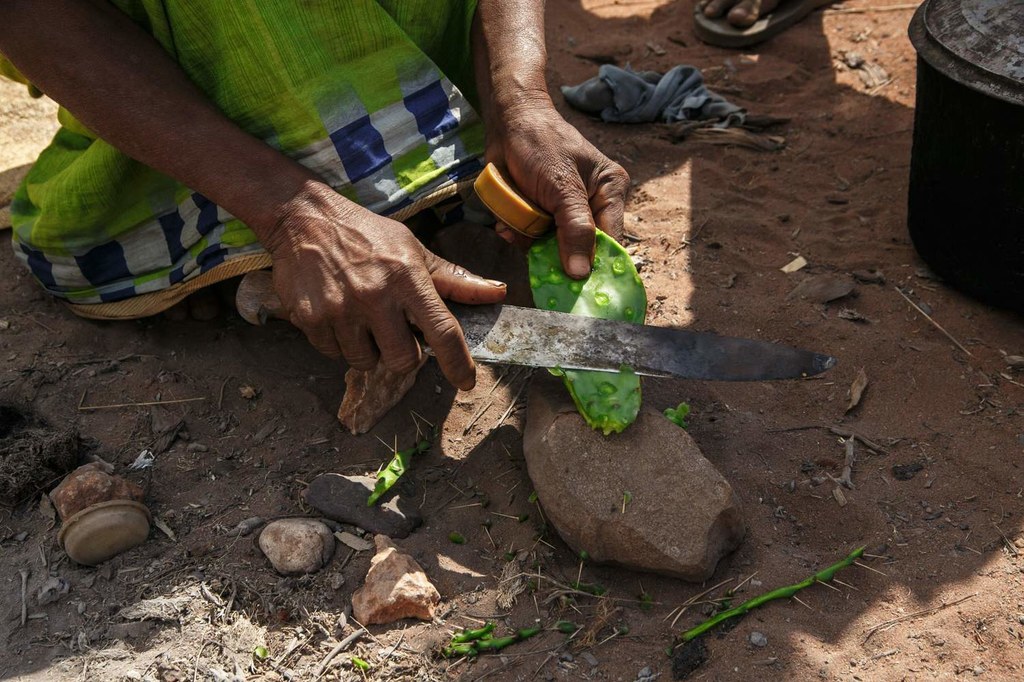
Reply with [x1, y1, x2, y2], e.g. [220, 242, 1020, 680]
[549, 174, 597, 280]
[427, 255, 507, 305]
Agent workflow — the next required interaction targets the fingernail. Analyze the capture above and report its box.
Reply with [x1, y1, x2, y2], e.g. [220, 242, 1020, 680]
[485, 279, 506, 288]
[568, 254, 592, 278]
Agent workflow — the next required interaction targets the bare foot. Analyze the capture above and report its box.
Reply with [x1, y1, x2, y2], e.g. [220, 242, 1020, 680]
[699, 0, 781, 28]
[163, 287, 223, 321]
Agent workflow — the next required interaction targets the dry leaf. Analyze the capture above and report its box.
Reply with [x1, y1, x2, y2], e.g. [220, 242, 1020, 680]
[846, 367, 869, 413]
[153, 516, 176, 541]
[334, 531, 373, 552]
[788, 275, 856, 304]
[239, 385, 258, 400]
[780, 256, 808, 273]
[38, 494, 56, 527]
[1004, 355, 1024, 369]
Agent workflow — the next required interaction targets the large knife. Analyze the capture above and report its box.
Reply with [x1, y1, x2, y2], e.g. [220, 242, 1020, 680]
[234, 276, 835, 381]
[468, 164, 834, 380]
[449, 303, 834, 381]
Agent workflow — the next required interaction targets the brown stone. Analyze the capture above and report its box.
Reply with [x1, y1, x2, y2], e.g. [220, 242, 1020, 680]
[49, 463, 145, 521]
[352, 535, 440, 625]
[337, 359, 425, 435]
[258, 518, 335, 575]
[523, 375, 745, 581]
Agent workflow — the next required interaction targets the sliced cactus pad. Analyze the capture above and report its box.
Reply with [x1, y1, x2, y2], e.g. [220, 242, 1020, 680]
[528, 231, 647, 435]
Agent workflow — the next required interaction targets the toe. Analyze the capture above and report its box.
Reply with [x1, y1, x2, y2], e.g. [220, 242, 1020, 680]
[727, 0, 781, 26]
[726, 0, 761, 26]
[703, 0, 737, 18]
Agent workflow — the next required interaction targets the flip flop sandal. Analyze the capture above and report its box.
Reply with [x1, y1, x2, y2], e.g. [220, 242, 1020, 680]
[693, 0, 835, 48]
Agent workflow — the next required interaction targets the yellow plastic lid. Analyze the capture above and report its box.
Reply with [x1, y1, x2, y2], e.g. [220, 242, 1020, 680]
[473, 163, 553, 238]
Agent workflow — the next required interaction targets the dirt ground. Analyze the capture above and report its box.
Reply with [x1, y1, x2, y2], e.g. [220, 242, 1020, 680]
[3, 1, 1024, 680]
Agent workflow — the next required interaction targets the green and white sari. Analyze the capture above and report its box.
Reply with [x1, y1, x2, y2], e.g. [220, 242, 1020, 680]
[1, 0, 486, 318]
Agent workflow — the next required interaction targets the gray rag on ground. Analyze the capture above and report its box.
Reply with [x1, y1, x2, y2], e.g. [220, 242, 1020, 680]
[561, 64, 745, 126]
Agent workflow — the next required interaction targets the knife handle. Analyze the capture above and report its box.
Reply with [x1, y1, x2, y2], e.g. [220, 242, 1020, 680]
[473, 163, 553, 238]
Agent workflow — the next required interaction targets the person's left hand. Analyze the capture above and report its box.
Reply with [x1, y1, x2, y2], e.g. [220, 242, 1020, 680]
[484, 100, 630, 279]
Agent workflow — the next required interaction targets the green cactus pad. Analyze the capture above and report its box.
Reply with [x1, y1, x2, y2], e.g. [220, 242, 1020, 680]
[528, 231, 647, 435]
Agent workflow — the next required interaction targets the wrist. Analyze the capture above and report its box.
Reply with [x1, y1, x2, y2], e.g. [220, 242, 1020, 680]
[253, 178, 353, 255]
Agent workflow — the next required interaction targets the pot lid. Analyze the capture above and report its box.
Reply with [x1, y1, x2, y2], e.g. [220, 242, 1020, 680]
[910, 0, 1024, 106]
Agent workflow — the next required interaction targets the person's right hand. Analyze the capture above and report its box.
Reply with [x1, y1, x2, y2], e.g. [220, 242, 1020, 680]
[263, 181, 507, 390]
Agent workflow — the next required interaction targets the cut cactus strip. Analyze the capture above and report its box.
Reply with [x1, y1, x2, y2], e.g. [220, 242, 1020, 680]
[527, 231, 647, 434]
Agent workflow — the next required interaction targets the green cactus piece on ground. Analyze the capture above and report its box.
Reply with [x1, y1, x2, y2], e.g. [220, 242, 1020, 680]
[528, 231, 647, 434]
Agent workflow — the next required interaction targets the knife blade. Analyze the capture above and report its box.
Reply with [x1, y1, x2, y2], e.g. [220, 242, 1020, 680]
[444, 303, 836, 381]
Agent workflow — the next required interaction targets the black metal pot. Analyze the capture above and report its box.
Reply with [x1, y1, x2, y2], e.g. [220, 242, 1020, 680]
[908, 0, 1024, 313]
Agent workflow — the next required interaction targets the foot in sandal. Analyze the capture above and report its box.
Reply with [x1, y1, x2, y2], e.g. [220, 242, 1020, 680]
[694, 0, 834, 48]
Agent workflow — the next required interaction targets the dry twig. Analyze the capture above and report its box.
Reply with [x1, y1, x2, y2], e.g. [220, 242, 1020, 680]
[863, 594, 977, 641]
[826, 2, 919, 13]
[313, 628, 365, 679]
[19, 569, 28, 627]
[895, 287, 972, 356]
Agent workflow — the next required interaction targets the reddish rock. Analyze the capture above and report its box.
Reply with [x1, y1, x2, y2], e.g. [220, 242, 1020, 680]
[338, 359, 425, 435]
[49, 463, 145, 521]
[352, 535, 440, 625]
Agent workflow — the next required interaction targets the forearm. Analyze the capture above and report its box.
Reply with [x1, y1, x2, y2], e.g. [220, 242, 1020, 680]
[0, 0, 321, 247]
[472, 0, 554, 130]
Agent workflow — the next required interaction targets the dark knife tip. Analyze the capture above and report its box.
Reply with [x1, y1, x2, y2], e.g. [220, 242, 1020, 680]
[814, 354, 838, 374]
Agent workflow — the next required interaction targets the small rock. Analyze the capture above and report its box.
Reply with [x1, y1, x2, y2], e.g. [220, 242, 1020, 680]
[560, 652, 574, 662]
[36, 576, 70, 605]
[330, 573, 346, 590]
[1017, 614, 1024, 625]
[749, 631, 768, 648]
[227, 516, 264, 536]
[581, 652, 599, 667]
[352, 535, 440, 625]
[186, 442, 208, 453]
[523, 376, 745, 581]
[258, 519, 335, 575]
[635, 666, 656, 682]
[843, 51, 865, 69]
[303, 474, 422, 538]
[852, 269, 885, 285]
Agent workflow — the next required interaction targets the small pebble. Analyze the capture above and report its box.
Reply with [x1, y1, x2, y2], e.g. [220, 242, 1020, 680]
[581, 652, 599, 667]
[560, 652, 574, 663]
[749, 631, 768, 648]
[37, 576, 71, 605]
[186, 442, 208, 453]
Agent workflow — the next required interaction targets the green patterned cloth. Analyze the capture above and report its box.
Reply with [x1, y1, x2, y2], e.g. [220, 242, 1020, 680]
[2, 1, 485, 304]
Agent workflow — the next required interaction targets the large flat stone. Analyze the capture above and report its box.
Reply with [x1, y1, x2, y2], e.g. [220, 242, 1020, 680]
[523, 375, 745, 581]
[302, 474, 422, 539]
